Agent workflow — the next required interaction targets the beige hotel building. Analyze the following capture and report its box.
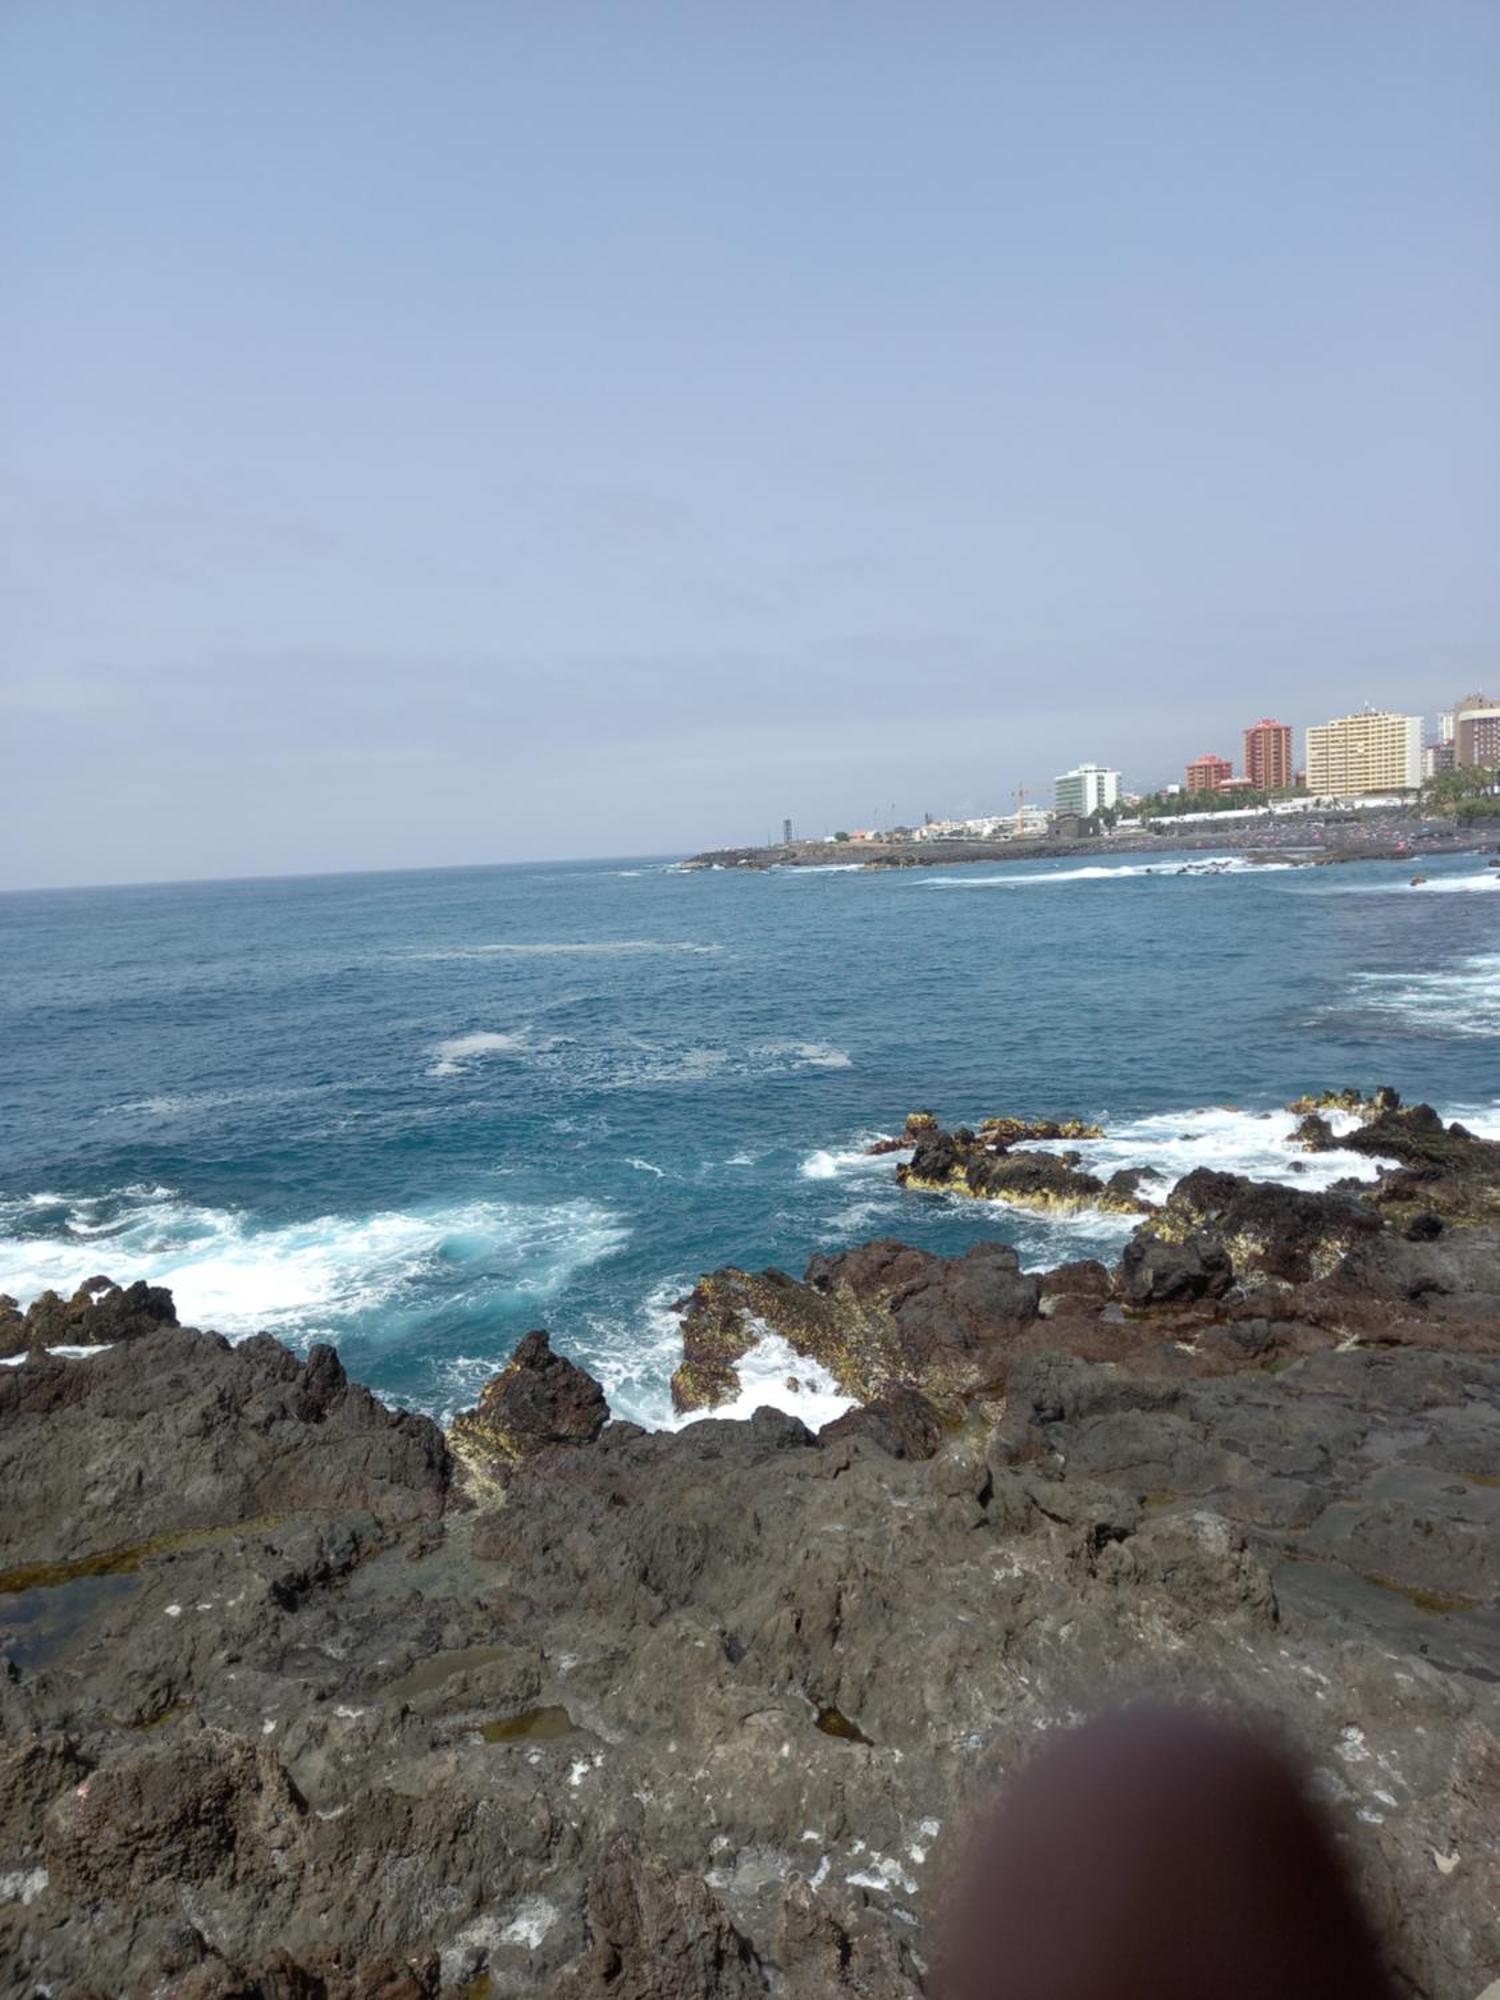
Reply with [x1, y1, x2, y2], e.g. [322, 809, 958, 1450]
[1305, 710, 1423, 798]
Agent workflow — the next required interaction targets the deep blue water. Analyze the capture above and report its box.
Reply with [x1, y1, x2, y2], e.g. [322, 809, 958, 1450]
[3, 850, 1497, 1424]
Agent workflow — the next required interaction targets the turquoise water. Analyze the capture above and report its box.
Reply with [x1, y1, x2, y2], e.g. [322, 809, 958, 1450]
[3, 850, 1496, 1424]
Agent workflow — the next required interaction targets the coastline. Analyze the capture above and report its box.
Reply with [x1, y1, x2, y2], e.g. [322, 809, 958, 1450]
[3, 1088, 1498, 1995]
[682, 819, 1497, 872]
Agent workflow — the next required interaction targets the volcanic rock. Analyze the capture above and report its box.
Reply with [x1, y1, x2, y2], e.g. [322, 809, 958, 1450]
[674, 1240, 1041, 1413]
[450, 1328, 610, 1473]
[3, 1122, 1500, 1997]
[0, 1274, 177, 1358]
[898, 1128, 1144, 1214]
[1138, 1167, 1380, 1283]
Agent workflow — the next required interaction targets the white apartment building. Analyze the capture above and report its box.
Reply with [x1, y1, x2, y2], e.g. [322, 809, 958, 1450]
[1304, 711, 1422, 798]
[1053, 764, 1121, 816]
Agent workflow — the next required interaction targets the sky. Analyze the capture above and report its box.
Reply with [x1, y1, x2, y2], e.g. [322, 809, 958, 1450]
[3, 2, 1497, 888]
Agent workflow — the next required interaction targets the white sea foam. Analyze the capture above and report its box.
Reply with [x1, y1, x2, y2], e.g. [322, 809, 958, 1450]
[626, 1157, 667, 1177]
[1408, 872, 1500, 893]
[0, 1188, 627, 1339]
[406, 939, 724, 962]
[800, 1139, 892, 1181]
[926, 855, 1293, 889]
[1347, 871, 1500, 895]
[0, 1344, 112, 1368]
[676, 1332, 854, 1431]
[581, 1282, 854, 1433]
[1350, 952, 1500, 1039]
[1024, 1105, 1393, 1193]
[801, 1105, 1399, 1210]
[768, 863, 871, 875]
[754, 1040, 852, 1071]
[429, 1029, 535, 1076]
[108, 1085, 320, 1121]
[577, 1040, 850, 1090]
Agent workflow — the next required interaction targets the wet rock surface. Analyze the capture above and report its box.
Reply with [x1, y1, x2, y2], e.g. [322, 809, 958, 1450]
[2, 1098, 1500, 1997]
[896, 1126, 1146, 1215]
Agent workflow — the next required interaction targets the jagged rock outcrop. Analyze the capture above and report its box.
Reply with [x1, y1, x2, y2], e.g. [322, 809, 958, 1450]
[1133, 1167, 1380, 1283]
[672, 1240, 1041, 1413]
[0, 1313, 449, 1567]
[0, 1274, 177, 1358]
[897, 1126, 1144, 1214]
[450, 1328, 610, 1473]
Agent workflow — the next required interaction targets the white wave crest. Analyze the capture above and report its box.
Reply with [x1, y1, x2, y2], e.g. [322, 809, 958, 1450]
[429, 1029, 534, 1077]
[1329, 870, 1500, 896]
[0, 1187, 627, 1339]
[803, 1105, 1399, 1205]
[1403, 872, 1500, 894]
[1350, 952, 1500, 1039]
[406, 939, 725, 962]
[927, 855, 1293, 889]
[1023, 1105, 1393, 1193]
[799, 1139, 891, 1181]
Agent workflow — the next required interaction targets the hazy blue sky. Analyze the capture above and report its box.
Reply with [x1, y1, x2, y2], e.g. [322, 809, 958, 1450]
[3, 2, 1497, 887]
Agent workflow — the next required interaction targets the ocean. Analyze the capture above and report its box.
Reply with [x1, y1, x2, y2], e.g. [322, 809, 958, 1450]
[3, 849, 1497, 1427]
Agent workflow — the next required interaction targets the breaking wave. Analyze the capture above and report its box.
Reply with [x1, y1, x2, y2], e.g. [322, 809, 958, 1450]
[0, 1185, 628, 1341]
[800, 1104, 1396, 1206]
[926, 856, 1295, 889]
[1395, 872, 1499, 894]
[579, 1281, 854, 1433]
[1349, 953, 1500, 1040]
[1022, 1105, 1393, 1193]
[429, 1029, 539, 1076]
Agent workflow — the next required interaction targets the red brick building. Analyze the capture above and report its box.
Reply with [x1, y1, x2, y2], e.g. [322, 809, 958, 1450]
[1242, 718, 1293, 792]
[1185, 753, 1234, 793]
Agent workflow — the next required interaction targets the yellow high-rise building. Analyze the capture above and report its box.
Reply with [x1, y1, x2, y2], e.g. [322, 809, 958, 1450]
[1305, 710, 1422, 798]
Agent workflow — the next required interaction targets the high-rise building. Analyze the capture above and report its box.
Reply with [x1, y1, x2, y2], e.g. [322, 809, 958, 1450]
[1184, 753, 1233, 793]
[1053, 764, 1121, 816]
[1305, 711, 1422, 797]
[1453, 694, 1500, 769]
[1243, 718, 1293, 792]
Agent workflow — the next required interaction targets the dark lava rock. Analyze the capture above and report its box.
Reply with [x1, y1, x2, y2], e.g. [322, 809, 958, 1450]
[899, 1130, 1144, 1215]
[676, 1240, 1041, 1413]
[1117, 1228, 1234, 1306]
[5, 1106, 1500, 1998]
[450, 1329, 610, 1473]
[554, 1833, 763, 1999]
[0, 1273, 178, 1357]
[819, 1384, 947, 1460]
[0, 1321, 448, 1563]
[1143, 1168, 1380, 1283]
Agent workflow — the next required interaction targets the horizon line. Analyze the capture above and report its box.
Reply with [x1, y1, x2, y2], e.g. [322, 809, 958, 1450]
[0, 849, 694, 900]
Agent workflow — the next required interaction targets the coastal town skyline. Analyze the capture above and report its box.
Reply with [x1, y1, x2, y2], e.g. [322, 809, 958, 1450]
[772, 689, 1498, 850]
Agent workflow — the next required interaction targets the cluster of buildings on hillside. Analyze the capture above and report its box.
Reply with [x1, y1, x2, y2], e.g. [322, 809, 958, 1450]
[820, 694, 1499, 847]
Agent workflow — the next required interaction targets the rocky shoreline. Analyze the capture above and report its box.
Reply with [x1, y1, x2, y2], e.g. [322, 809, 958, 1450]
[681, 824, 1496, 872]
[2, 1090, 1499, 1996]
